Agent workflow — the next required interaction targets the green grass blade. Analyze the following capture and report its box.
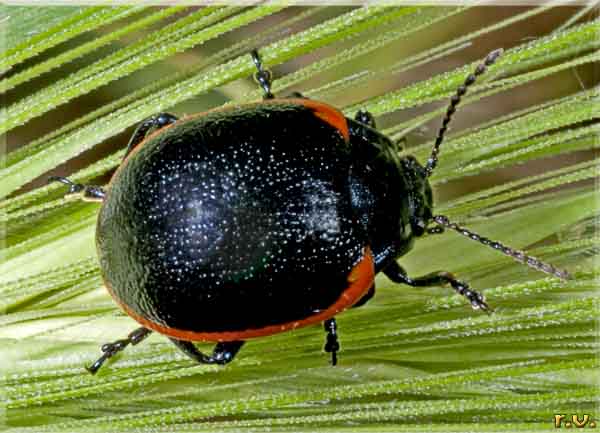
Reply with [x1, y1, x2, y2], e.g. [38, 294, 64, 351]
[0, 7, 186, 93]
[0, 6, 144, 72]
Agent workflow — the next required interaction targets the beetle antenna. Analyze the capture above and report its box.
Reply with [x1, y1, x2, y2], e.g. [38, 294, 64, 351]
[48, 176, 105, 202]
[424, 48, 503, 178]
[433, 215, 570, 280]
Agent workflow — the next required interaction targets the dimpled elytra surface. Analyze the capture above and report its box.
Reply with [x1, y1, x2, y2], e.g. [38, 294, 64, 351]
[97, 103, 368, 333]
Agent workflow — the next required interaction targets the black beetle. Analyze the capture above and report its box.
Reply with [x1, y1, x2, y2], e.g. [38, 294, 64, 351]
[50, 48, 569, 374]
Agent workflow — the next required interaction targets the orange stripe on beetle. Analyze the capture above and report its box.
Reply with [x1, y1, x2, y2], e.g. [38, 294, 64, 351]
[103, 247, 374, 343]
[289, 98, 350, 142]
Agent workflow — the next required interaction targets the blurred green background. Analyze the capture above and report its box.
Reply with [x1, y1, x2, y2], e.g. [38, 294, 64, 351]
[4, 6, 597, 197]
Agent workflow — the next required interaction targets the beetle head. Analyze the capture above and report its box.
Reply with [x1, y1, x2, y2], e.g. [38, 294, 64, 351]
[400, 155, 433, 237]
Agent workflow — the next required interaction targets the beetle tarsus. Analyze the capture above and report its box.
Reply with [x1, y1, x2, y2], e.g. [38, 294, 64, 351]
[251, 49, 274, 100]
[384, 261, 492, 313]
[48, 176, 106, 202]
[86, 327, 151, 375]
[323, 318, 340, 366]
[448, 276, 493, 313]
[170, 339, 245, 365]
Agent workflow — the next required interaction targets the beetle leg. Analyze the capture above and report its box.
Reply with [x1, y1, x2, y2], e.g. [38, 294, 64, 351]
[170, 339, 244, 365]
[323, 318, 340, 366]
[212, 341, 245, 364]
[86, 327, 151, 375]
[48, 176, 106, 203]
[384, 261, 492, 313]
[394, 136, 407, 152]
[250, 49, 274, 100]
[125, 112, 178, 158]
[354, 110, 377, 129]
[426, 226, 445, 235]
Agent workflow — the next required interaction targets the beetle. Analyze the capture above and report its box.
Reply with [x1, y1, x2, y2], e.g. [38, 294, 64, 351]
[50, 48, 569, 374]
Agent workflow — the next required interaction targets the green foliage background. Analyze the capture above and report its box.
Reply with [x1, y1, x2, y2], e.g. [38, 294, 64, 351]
[1, 5, 598, 432]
